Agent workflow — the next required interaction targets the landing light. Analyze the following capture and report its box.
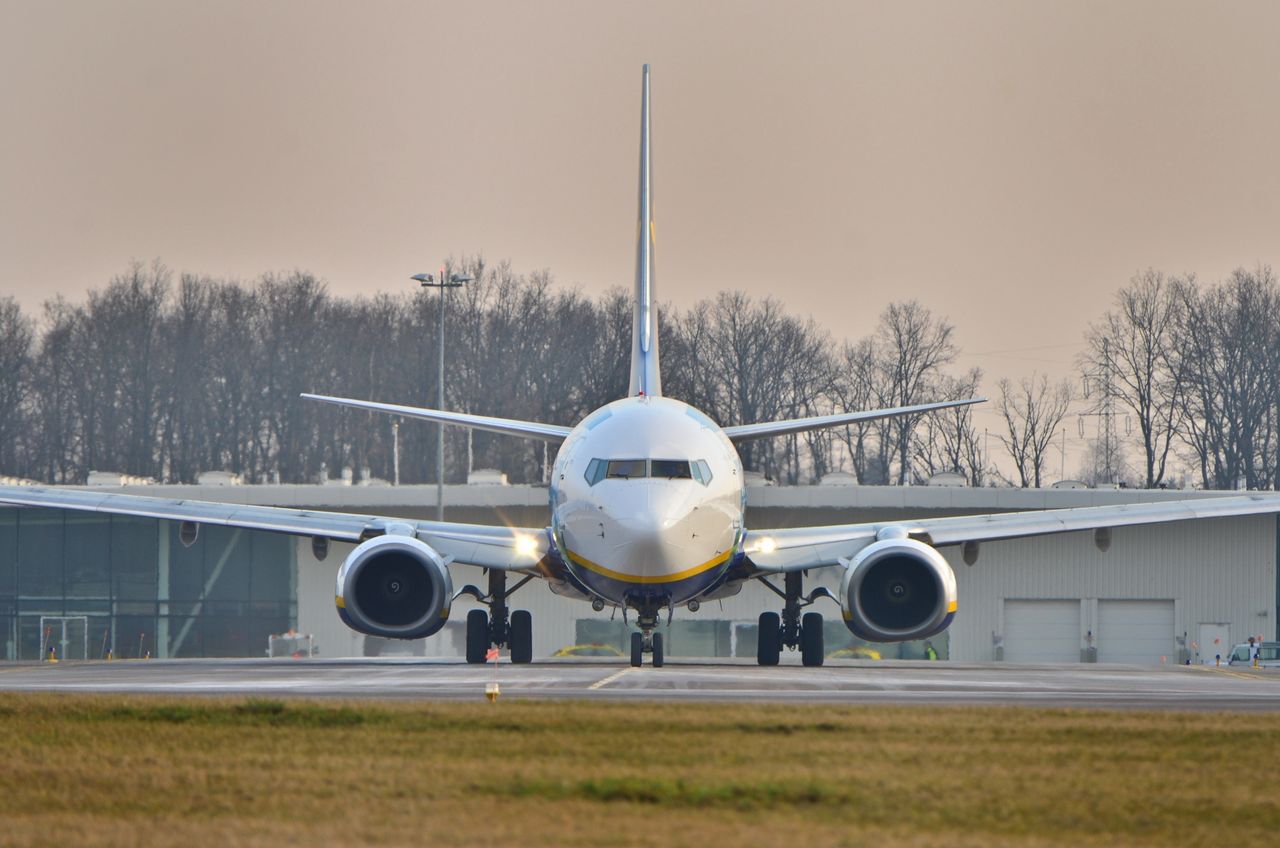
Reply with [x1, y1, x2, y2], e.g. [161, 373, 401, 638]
[515, 535, 539, 558]
[756, 536, 778, 554]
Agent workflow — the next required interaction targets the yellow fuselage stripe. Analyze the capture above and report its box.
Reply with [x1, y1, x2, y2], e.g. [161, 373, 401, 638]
[565, 547, 733, 585]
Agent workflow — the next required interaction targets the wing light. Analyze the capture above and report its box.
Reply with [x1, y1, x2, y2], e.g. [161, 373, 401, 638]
[753, 536, 778, 555]
[514, 535, 540, 559]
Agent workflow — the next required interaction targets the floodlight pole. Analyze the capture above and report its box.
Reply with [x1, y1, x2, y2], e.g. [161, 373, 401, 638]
[412, 268, 470, 520]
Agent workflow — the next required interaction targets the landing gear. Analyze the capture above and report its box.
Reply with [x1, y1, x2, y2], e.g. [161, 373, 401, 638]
[627, 600, 666, 667]
[466, 609, 489, 664]
[756, 571, 834, 667]
[629, 630, 665, 667]
[800, 611, 824, 667]
[757, 612, 781, 666]
[459, 569, 537, 664]
[509, 610, 533, 665]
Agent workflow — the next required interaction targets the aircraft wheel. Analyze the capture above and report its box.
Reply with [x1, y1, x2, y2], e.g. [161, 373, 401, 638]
[630, 632, 643, 667]
[801, 611, 824, 667]
[652, 632, 664, 668]
[465, 609, 489, 664]
[757, 612, 781, 666]
[510, 610, 533, 664]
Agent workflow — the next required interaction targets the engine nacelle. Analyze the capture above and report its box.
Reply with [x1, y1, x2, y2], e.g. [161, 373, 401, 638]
[839, 536, 957, 643]
[335, 534, 453, 639]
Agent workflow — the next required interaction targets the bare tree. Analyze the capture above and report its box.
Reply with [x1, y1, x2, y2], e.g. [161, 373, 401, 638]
[912, 368, 986, 485]
[831, 339, 886, 483]
[996, 373, 1073, 488]
[1174, 267, 1278, 489]
[694, 292, 834, 480]
[875, 301, 957, 484]
[0, 297, 34, 476]
[1083, 270, 1186, 488]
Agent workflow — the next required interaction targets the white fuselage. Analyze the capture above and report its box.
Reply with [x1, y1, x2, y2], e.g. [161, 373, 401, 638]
[549, 396, 745, 606]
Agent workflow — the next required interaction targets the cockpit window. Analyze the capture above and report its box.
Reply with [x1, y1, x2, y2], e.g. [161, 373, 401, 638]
[606, 459, 648, 479]
[584, 458, 712, 486]
[651, 459, 693, 479]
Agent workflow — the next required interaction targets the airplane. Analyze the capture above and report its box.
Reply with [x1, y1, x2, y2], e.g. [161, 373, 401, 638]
[4, 65, 1280, 668]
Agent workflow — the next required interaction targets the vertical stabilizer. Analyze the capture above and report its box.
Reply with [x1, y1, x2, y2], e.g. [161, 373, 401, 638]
[629, 64, 661, 397]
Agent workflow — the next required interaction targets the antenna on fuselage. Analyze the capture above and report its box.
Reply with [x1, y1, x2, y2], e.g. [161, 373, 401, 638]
[628, 64, 662, 398]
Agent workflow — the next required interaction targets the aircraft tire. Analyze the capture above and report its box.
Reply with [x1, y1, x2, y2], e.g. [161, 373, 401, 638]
[465, 609, 489, 664]
[510, 610, 533, 664]
[630, 632, 643, 667]
[801, 611, 824, 667]
[652, 632, 664, 668]
[757, 612, 781, 666]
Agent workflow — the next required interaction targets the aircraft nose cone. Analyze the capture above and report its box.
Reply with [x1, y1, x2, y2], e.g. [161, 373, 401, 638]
[608, 486, 716, 577]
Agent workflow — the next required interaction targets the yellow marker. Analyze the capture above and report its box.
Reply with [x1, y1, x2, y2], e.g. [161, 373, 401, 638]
[485, 682, 501, 702]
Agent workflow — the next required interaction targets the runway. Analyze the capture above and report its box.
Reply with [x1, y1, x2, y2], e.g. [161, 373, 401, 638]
[1, 657, 1277, 710]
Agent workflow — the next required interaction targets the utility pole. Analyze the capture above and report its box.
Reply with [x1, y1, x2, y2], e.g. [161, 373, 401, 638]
[412, 267, 471, 520]
[391, 419, 400, 486]
[1080, 336, 1129, 485]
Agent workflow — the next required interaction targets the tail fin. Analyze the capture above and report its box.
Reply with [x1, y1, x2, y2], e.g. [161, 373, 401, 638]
[629, 64, 661, 397]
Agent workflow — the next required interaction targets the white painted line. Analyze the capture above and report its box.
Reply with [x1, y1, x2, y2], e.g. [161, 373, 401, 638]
[587, 668, 634, 690]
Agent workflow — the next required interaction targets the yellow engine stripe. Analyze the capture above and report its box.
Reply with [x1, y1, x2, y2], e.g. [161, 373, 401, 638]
[947, 600, 958, 613]
[565, 547, 732, 585]
[335, 595, 345, 609]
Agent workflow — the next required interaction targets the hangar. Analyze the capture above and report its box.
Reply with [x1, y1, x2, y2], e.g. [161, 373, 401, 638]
[0, 483, 1273, 663]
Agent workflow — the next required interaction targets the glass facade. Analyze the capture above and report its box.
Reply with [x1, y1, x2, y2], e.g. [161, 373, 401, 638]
[0, 507, 296, 660]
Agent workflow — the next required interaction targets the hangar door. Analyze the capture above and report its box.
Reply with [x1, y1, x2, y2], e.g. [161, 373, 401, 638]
[1003, 600, 1080, 663]
[1097, 600, 1174, 665]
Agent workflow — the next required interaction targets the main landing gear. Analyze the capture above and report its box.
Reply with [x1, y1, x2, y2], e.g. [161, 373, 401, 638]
[458, 569, 536, 664]
[756, 571, 832, 667]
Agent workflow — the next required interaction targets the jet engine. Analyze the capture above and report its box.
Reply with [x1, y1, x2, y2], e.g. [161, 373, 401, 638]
[838, 534, 957, 642]
[335, 534, 453, 639]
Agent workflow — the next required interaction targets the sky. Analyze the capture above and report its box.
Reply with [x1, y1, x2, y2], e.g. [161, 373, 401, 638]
[2, 1, 1279, 478]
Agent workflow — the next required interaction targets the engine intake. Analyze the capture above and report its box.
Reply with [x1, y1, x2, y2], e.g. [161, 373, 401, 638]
[335, 535, 453, 639]
[839, 536, 957, 643]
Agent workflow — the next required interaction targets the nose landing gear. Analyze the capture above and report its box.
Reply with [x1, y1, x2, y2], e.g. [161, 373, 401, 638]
[627, 602, 665, 668]
[630, 630, 664, 668]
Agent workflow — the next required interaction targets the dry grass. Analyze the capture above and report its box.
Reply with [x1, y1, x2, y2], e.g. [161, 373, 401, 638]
[0, 695, 1276, 846]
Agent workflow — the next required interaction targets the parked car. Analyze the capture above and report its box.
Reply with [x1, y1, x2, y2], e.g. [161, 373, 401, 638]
[1227, 641, 1280, 667]
[826, 646, 882, 661]
[553, 643, 625, 658]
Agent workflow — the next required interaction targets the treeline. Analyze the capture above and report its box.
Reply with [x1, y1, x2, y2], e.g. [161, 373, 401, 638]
[0, 257, 983, 486]
[1079, 265, 1280, 490]
[0, 258, 1274, 489]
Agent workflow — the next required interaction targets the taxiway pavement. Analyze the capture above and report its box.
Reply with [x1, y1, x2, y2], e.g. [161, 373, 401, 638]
[0, 658, 1277, 710]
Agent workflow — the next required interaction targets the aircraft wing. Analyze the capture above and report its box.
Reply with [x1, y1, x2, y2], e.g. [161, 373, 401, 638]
[744, 493, 1280, 572]
[302, 394, 573, 442]
[722, 398, 984, 442]
[0, 485, 547, 571]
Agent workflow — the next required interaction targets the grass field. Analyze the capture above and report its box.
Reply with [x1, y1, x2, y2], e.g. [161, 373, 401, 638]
[0, 694, 1276, 847]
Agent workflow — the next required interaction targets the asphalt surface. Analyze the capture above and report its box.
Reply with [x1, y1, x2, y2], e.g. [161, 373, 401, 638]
[0, 657, 1277, 710]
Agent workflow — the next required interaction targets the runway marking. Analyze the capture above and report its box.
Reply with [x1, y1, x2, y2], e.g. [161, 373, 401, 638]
[1193, 665, 1264, 682]
[588, 668, 634, 690]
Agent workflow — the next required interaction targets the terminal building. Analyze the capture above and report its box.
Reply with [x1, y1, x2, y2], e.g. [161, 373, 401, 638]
[1, 483, 1275, 664]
